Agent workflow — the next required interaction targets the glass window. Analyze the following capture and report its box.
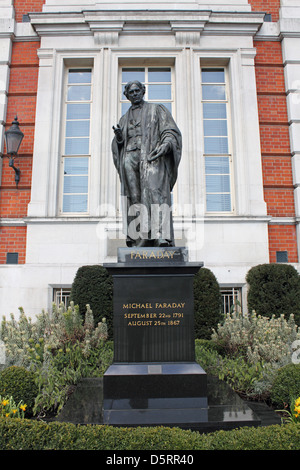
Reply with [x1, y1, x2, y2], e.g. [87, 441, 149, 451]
[53, 287, 71, 308]
[202, 67, 232, 213]
[220, 287, 242, 314]
[121, 66, 173, 115]
[61, 68, 92, 214]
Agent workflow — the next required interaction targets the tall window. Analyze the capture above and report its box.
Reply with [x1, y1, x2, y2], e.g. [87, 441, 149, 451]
[201, 68, 232, 213]
[61, 68, 92, 214]
[121, 67, 173, 115]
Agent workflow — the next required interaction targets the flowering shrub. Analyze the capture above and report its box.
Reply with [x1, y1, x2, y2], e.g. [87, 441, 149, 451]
[0, 303, 111, 416]
[0, 396, 27, 419]
[211, 310, 300, 364]
[294, 397, 300, 420]
[0, 302, 108, 368]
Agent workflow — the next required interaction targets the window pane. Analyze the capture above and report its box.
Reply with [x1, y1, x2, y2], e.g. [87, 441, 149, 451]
[202, 85, 226, 101]
[63, 194, 88, 213]
[204, 137, 228, 154]
[202, 69, 225, 83]
[206, 174, 230, 193]
[205, 156, 230, 174]
[122, 68, 145, 83]
[206, 194, 231, 212]
[66, 120, 90, 137]
[204, 120, 227, 136]
[65, 138, 89, 155]
[67, 85, 91, 102]
[67, 103, 90, 120]
[148, 68, 171, 82]
[68, 69, 92, 84]
[64, 157, 88, 175]
[148, 84, 171, 100]
[64, 175, 88, 194]
[203, 103, 227, 119]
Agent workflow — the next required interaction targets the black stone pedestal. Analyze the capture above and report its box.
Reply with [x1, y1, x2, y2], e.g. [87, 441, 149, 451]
[103, 247, 207, 427]
[103, 362, 208, 426]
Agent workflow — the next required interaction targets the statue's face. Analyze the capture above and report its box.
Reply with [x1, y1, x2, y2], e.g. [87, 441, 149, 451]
[127, 83, 144, 105]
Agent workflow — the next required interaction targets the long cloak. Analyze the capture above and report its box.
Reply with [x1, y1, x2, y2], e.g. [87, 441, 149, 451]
[112, 102, 182, 245]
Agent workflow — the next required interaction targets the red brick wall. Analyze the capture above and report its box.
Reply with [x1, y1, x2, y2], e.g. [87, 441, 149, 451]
[249, 0, 281, 22]
[268, 225, 298, 263]
[253, 34, 298, 261]
[0, 2, 44, 264]
[0, 226, 27, 264]
[14, 0, 45, 22]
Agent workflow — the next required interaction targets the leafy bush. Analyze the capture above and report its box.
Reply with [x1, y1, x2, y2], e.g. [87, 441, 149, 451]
[0, 303, 108, 369]
[70, 265, 113, 337]
[246, 263, 300, 324]
[0, 367, 38, 414]
[193, 267, 222, 339]
[270, 364, 300, 408]
[195, 340, 264, 396]
[33, 341, 113, 416]
[211, 310, 300, 364]
[0, 396, 28, 419]
[0, 417, 299, 450]
[0, 303, 111, 416]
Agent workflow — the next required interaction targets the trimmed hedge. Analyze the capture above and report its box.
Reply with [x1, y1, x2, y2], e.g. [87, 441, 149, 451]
[0, 418, 299, 450]
[193, 268, 222, 340]
[270, 363, 300, 408]
[246, 263, 300, 324]
[0, 366, 38, 415]
[70, 265, 113, 337]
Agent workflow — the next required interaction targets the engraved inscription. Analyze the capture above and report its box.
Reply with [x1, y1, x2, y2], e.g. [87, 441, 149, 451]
[122, 301, 186, 327]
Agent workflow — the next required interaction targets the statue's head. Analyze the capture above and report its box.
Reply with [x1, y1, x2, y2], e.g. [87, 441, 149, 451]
[124, 81, 146, 104]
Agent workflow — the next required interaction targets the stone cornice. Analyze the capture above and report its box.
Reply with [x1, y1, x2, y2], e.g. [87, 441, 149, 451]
[29, 9, 265, 41]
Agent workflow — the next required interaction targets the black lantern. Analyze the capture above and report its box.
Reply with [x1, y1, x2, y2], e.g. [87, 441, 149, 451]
[4, 116, 24, 187]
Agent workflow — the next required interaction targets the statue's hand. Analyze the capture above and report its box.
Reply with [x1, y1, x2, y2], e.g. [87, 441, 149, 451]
[113, 125, 123, 143]
[148, 142, 171, 162]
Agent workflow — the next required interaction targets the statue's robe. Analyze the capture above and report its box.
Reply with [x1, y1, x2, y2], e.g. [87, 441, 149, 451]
[112, 101, 182, 247]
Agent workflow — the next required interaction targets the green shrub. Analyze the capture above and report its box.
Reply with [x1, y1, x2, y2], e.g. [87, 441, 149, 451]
[211, 310, 300, 364]
[0, 417, 299, 450]
[70, 265, 113, 337]
[0, 366, 38, 415]
[195, 340, 264, 396]
[193, 268, 222, 340]
[0, 303, 108, 368]
[246, 263, 300, 324]
[33, 340, 113, 416]
[270, 363, 300, 408]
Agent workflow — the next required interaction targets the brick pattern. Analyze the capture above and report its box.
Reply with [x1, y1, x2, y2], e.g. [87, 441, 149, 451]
[268, 225, 298, 263]
[0, 226, 27, 264]
[0, 5, 43, 264]
[14, 0, 45, 22]
[249, 0, 280, 22]
[253, 34, 298, 262]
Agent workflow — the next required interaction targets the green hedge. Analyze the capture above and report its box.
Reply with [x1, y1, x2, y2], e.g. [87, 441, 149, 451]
[0, 417, 299, 450]
[246, 263, 300, 324]
[193, 267, 222, 340]
[70, 265, 113, 337]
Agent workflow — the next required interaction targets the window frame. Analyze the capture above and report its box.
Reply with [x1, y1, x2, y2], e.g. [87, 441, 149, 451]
[59, 66, 93, 216]
[119, 64, 175, 117]
[220, 286, 242, 315]
[201, 65, 235, 215]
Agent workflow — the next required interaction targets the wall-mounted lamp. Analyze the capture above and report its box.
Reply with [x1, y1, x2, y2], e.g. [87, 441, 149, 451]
[3, 116, 24, 188]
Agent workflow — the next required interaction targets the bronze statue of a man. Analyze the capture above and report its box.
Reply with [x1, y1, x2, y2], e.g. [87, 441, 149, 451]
[112, 80, 182, 247]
